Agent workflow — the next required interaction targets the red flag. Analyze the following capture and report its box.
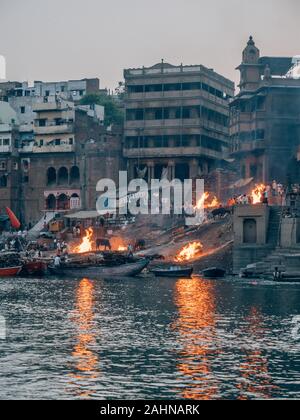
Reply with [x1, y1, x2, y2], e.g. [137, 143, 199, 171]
[5, 207, 21, 230]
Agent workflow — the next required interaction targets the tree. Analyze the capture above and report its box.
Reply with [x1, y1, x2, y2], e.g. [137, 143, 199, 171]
[80, 93, 124, 127]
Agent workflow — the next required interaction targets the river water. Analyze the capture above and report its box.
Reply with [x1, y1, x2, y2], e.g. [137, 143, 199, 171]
[0, 275, 300, 400]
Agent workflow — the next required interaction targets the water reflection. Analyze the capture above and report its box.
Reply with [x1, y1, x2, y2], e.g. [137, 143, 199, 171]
[69, 278, 99, 398]
[173, 277, 219, 400]
[237, 307, 278, 400]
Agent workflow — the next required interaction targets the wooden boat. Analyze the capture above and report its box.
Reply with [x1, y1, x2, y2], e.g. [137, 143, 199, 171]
[0, 266, 22, 278]
[151, 267, 193, 278]
[202, 267, 226, 278]
[48, 258, 150, 278]
[273, 272, 300, 283]
[21, 260, 48, 276]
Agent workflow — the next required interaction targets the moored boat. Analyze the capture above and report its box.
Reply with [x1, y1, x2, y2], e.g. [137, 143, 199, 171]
[202, 267, 226, 278]
[273, 272, 300, 283]
[48, 258, 150, 278]
[151, 266, 193, 278]
[21, 260, 48, 276]
[0, 266, 22, 278]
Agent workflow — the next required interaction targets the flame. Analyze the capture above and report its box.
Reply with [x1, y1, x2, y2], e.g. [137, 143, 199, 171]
[251, 184, 265, 205]
[195, 192, 220, 210]
[73, 228, 94, 254]
[109, 237, 127, 252]
[175, 242, 203, 262]
[118, 246, 127, 252]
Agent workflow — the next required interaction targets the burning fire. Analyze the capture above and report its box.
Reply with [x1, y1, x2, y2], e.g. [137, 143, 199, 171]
[175, 242, 203, 262]
[74, 227, 94, 253]
[251, 184, 266, 205]
[118, 246, 127, 252]
[195, 192, 220, 210]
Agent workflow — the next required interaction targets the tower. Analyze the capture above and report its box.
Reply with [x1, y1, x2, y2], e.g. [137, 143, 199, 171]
[237, 36, 261, 92]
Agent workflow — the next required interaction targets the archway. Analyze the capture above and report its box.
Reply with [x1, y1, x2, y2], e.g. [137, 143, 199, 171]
[57, 167, 68, 186]
[70, 166, 80, 184]
[70, 193, 80, 209]
[47, 167, 56, 186]
[57, 194, 69, 210]
[46, 194, 56, 210]
[243, 218, 257, 244]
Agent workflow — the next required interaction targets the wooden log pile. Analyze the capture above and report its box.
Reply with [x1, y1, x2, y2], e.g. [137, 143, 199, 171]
[66, 251, 136, 267]
[0, 252, 22, 268]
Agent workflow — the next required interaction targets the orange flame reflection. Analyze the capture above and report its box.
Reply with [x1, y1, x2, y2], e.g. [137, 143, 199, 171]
[69, 278, 99, 398]
[173, 278, 218, 400]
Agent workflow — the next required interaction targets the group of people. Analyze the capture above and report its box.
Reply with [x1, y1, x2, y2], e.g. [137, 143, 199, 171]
[227, 180, 287, 207]
[53, 239, 68, 256]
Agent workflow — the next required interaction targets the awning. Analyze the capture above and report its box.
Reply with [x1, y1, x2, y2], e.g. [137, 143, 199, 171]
[229, 177, 254, 189]
[65, 211, 100, 219]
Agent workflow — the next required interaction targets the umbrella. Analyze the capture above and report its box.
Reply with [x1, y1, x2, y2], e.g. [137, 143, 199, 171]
[5, 207, 21, 230]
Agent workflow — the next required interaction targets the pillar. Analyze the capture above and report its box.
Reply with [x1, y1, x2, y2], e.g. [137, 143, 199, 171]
[189, 158, 200, 179]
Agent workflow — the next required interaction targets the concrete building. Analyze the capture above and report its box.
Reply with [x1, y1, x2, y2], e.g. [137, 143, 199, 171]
[230, 37, 300, 184]
[34, 78, 100, 102]
[233, 201, 300, 274]
[0, 97, 123, 226]
[123, 61, 234, 183]
[0, 102, 21, 217]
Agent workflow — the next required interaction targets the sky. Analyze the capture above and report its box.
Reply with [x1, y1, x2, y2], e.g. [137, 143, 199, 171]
[0, 0, 300, 90]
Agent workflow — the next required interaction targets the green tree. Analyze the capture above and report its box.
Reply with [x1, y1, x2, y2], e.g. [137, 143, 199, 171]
[80, 93, 124, 127]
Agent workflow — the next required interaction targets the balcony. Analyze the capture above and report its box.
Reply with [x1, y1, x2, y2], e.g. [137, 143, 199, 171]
[34, 123, 74, 135]
[32, 101, 69, 112]
[123, 146, 222, 160]
[0, 145, 11, 153]
[231, 140, 266, 155]
[32, 143, 75, 153]
[125, 118, 228, 134]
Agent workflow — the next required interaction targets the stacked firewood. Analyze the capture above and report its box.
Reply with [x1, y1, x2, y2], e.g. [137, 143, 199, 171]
[0, 252, 22, 268]
[66, 251, 136, 267]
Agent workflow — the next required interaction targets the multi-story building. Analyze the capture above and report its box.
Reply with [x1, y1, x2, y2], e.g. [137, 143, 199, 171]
[34, 78, 100, 102]
[0, 102, 21, 217]
[0, 96, 123, 226]
[123, 61, 234, 183]
[230, 37, 300, 184]
[17, 97, 121, 225]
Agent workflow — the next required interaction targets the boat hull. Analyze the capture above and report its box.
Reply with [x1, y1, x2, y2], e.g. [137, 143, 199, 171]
[151, 268, 193, 278]
[21, 261, 48, 276]
[49, 259, 150, 278]
[0, 266, 22, 278]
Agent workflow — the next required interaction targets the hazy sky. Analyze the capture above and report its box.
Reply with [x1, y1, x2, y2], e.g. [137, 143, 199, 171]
[0, 0, 299, 90]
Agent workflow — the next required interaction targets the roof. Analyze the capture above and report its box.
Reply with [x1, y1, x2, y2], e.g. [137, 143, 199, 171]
[65, 211, 100, 219]
[229, 178, 254, 189]
[259, 57, 293, 76]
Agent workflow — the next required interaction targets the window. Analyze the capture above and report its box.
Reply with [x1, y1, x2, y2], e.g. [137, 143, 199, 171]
[0, 162, 6, 170]
[0, 175, 7, 188]
[20, 106, 25, 114]
[45, 90, 50, 97]
[69, 138, 73, 145]
[55, 139, 61, 146]
[40, 140, 44, 146]
[38, 119, 46, 127]
[3, 139, 10, 146]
